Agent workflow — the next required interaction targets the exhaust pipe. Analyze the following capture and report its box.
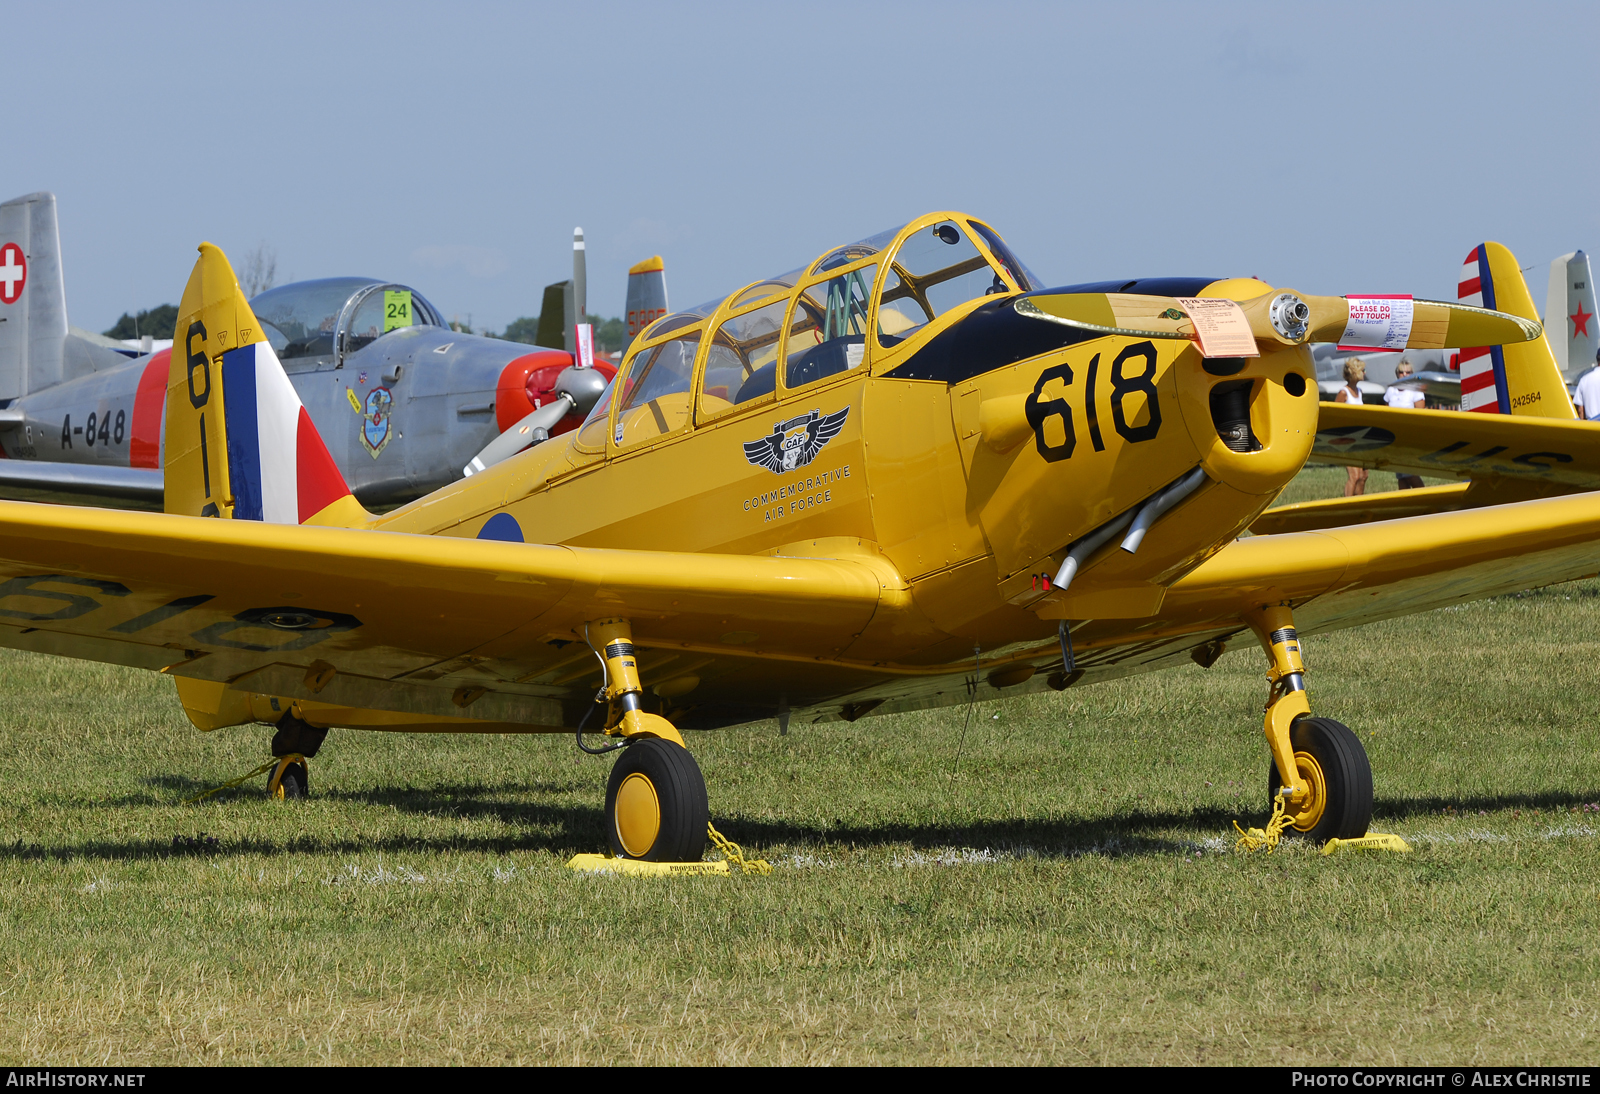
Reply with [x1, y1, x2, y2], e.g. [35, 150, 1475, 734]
[1120, 467, 1207, 554]
[1051, 467, 1208, 591]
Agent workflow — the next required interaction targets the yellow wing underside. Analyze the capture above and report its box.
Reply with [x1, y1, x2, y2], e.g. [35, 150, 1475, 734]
[1309, 403, 1600, 489]
[1250, 404, 1600, 534]
[0, 493, 1595, 730]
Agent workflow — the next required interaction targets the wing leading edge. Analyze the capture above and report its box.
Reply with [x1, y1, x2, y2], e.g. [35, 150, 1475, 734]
[0, 499, 904, 726]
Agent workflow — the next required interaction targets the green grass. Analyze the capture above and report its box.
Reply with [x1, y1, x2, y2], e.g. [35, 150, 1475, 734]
[1273, 464, 1453, 508]
[2, 475, 1599, 1064]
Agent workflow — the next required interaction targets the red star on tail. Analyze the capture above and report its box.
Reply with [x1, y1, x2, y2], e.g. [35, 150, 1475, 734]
[1573, 300, 1594, 339]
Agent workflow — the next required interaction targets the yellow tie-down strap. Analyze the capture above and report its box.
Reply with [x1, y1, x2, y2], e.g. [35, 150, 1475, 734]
[1320, 833, 1413, 855]
[565, 854, 730, 877]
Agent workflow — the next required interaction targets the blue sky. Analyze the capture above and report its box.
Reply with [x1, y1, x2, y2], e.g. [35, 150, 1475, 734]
[8, 1, 1597, 333]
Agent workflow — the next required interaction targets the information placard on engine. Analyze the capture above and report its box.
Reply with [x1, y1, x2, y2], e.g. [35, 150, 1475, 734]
[1338, 295, 1414, 351]
[1175, 297, 1259, 358]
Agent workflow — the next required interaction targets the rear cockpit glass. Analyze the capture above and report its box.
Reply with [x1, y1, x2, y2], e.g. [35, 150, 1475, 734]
[726, 270, 804, 312]
[877, 222, 1009, 346]
[809, 244, 879, 275]
[703, 299, 789, 414]
[636, 299, 722, 343]
[786, 263, 875, 390]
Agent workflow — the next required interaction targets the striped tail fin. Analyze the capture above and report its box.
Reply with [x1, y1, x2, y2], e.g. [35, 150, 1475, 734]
[167, 242, 371, 526]
[1457, 243, 1574, 418]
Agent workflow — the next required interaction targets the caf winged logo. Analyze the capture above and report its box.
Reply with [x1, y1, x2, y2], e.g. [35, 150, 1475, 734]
[742, 407, 849, 474]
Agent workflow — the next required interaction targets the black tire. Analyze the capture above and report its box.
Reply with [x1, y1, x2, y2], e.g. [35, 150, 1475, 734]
[1267, 715, 1372, 843]
[605, 738, 708, 862]
[271, 760, 309, 800]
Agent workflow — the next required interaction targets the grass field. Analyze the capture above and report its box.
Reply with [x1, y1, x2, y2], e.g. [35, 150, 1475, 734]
[2, 466, 1599, 1065]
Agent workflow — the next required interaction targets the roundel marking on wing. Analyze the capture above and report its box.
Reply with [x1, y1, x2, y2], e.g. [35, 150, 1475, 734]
[0, 243, 26, 305]
[477, 512, 524, 542]
[1312, 425, 1395, 455]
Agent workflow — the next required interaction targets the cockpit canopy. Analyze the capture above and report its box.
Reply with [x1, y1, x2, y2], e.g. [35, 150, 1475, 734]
[574, 214, 1040, 451]
[251, 277, 446, 361]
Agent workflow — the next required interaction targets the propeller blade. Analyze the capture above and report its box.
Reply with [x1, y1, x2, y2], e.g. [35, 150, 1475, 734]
[462, 396, 573, 477]
[1019, 290, 1542, 352]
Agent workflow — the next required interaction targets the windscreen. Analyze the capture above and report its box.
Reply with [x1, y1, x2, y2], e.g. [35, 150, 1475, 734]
[251, 278, 380, 359]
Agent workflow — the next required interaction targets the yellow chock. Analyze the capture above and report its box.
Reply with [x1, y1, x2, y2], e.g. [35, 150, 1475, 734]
[565, 854, 730, 877]
[1320, 833, 1412, 855]
[565, 822, 772, 876]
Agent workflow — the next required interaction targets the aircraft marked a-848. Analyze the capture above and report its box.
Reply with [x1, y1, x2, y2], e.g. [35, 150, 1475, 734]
[0, 211, 1581, 863]
[0, 193, 668, 508]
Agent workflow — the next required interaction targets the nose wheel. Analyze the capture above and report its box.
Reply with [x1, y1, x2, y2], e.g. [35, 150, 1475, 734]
[605, 737, 708, 861]
[1267, 716, 1372, 842]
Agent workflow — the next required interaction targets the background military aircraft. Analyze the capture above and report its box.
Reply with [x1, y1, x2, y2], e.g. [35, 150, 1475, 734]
[0, 217, 1570, 865]
[1254, 242, 1592, 535]
[0, 193, 671, 508]
[1310, 247, 1596, 408]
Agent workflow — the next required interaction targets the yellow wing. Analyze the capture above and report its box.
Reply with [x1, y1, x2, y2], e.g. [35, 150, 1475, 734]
[1170, 493, 1600, 633]
[0, 488, 1597, 731]
[1310, 403, 1600, 487]
[1249, 403, 1600, 534]
[0, 500, 902, 729]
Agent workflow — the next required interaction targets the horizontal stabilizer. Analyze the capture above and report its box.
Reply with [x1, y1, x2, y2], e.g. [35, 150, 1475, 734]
[0, 460, 162, 504]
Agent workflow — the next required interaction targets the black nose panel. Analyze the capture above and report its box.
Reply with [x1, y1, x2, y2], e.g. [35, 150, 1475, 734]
[1209, 380, 1259, 453]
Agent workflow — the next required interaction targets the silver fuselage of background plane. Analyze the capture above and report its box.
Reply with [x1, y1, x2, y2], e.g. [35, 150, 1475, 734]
[0, 281, 567, 509]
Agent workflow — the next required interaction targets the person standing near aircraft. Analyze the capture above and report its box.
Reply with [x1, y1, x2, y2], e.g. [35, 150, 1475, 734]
[1385, 360, 1426, 488]
[1572, 347, 1600, 421]
[1338, 358, 1368, 495]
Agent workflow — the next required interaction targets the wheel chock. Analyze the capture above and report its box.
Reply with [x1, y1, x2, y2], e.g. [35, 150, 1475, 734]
[1320, 833, 1412, 855]
[565, 853, 730, 876]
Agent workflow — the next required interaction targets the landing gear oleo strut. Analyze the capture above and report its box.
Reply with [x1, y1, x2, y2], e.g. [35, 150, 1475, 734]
[585, 618, 709, 862]
[1244, 605, 1372, 843]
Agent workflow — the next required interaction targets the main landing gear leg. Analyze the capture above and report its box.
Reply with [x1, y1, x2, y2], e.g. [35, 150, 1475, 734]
[587, 618, 708, 862]
[266, 711, 327, 800]
[1242, 604, 1373, 842]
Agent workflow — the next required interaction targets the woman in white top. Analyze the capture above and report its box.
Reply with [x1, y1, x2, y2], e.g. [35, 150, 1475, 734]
[1384, 361, 1427, 489]
[1337, 358, 1368, 496]
[1384, 360, 1427, 410]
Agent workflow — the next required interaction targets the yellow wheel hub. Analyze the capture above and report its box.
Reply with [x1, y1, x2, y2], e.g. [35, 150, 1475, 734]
[1286, 750, 1327, 832]
[614, 772, 662, 858]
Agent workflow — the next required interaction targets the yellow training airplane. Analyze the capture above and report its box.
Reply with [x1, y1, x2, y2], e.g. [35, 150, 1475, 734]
[0, 214, 1584, 861]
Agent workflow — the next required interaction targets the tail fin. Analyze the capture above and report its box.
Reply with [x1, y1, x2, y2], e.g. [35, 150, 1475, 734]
[0, 192, 68, 401]
[167, 242, 370, 527]
[1546, 250, 1597, 384]
[1456, 242, 1574, 418]
[624, 256, 668, 349]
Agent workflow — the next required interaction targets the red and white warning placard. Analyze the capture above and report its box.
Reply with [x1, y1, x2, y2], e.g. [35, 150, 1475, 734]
[0, 243, 26, 305]
[574, 322, 594, 369]
[1338, 295, 1413, 351]
[1175, 297, 1258, 358]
